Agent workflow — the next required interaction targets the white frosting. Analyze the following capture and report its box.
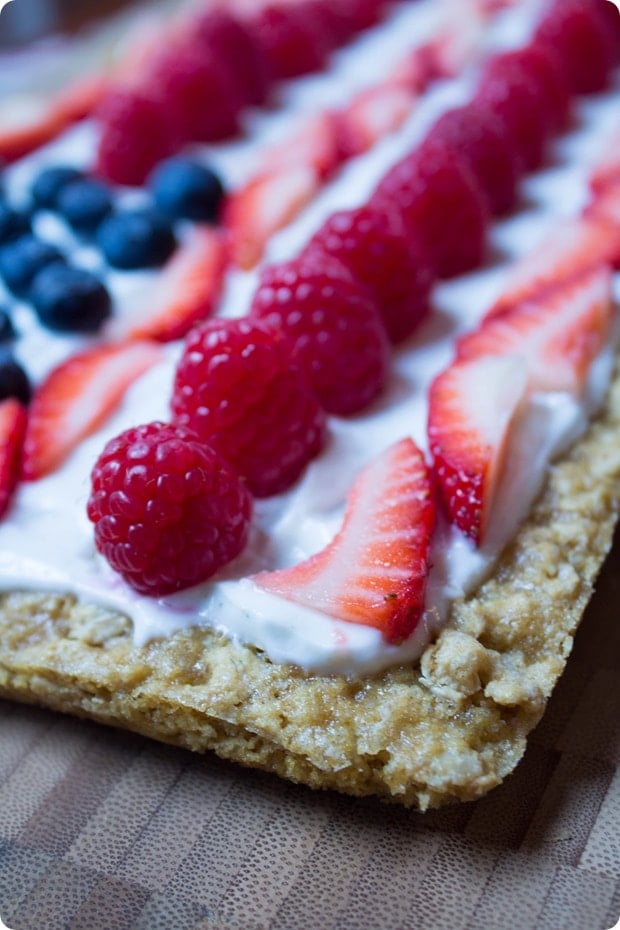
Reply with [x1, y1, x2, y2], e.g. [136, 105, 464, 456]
[0, 1, 618, 675]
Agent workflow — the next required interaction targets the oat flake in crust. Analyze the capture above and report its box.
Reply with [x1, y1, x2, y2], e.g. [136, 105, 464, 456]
[0, 362, 619, 810]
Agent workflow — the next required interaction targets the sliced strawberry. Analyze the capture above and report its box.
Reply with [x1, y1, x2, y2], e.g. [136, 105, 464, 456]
[458, 266, 614, 396]
[585, 178, 620, 229]
[0, 399, 27, 519]
[488, 217, 620, 317]
[263, 111, 342, 181]
[428, 354, 528, 544]
[108, 228, 227, 343]
[253, 437, 436, 644]
[225, 165, 320, 270]
[335, 82, 415, 160]
[22, 342, 163, 481]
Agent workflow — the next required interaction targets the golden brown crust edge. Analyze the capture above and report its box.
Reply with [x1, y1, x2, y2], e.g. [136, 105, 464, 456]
[1, 368, 620, 810]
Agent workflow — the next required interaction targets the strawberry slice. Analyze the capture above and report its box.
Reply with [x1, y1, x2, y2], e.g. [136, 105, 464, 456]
[253, 437, 435, 644]
[262, 111, 342, 181]
[458, 266, 614, 395]
[225, 165, 320, 270]
[108, 228, 227, 343]
[22, 342, 163, 481]
[488, 217, 620, 317]
[0, 399, 27, 519]
[590, 128, 620, 193]
[428, 354, 528, 544]
[335, 82, 415, 160]
[585, 178, 620, 228]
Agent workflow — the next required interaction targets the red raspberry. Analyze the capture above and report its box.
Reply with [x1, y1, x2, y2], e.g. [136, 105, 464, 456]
[191, 9, 271, 107]
[87, 422, 252, 596]
[146, 39, 242, 143]
[305, 202, 434, 343]
[475, 54, 550, 172]
[252, 4, 332, 80]
[424, 102, 520, 216]
[534, 0, 617, 94]
[171, 317, 326, 497]
[95, 88, 180, 186]
[372, 140, 489, 279]
[249, 254, 390, 415]
[504, 42, 572, 133]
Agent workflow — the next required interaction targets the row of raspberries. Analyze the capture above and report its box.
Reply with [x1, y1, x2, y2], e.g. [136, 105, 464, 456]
[84, 0, 620, 600]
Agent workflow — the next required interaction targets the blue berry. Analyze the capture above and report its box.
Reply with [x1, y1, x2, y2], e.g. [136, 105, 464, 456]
[56, 177, 113, 233]
[97, 208, 177, 269]
[0, 234, 64, 297]
[0, 308, 16, 342]
[30, 264, 112, 333]
[0, 203, 30, 244]
[148, 157, 226, 222]
[31, 166, 84, 210]
[0, 348, 31, 404]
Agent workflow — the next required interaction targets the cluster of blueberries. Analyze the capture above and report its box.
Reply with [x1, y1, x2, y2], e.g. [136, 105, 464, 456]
[0, 157, 226, 404]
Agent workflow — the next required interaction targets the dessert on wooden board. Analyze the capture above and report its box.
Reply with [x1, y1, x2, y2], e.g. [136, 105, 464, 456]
[0, 0, 619, 809]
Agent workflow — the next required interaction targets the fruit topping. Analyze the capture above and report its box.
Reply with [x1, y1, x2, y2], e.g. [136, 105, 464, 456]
[0, 203, 31, 245]
[424, 101, 520, 216]
[0, 398, 27, 520]
[334, 82, 414, 161]
[253, 437, 435, 645]
[148, 157, 226, 224]
[306, 202, 434, 343]
[31, 166, 85, 210]
[0, 348, 31, 405]
[250, 254, 390, 415]
[108, 227, 227, 343]
[171, 316, 326, 498]
[488, 217, 620, 316]
[0, 308, 17, 343]
[97, 208, 177, 270]
[87, 421, 252, 596]
[534, 0, 617, 94]
[55, 177, 114, 234]
[474, 52, 549, 172]
[585, 177, 620, 228]
[252, 3, 332, 80]
[95, 87, 181, 186]
[29, 264, 112, 334]
[225, 164, 321, 270]
[0, 234, 64, 298]
[22, 341, 163, 480]
[457, 265, 614, 396]
[428, 354, 529, 544]
[500, 42, 572, 133]
[373, 139, 489, 278]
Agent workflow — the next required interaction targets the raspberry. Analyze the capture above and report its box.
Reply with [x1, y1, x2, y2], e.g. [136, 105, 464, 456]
[249, 254, 390, 415]
[475, 54, 550, 172]
[146, 40, 242, 144]
[305, 202, 434, 343]
[95, 88, 180, 186]
[534, 0, 617, 94]
[252, 4, 332, 80]
[87, 422, 252, 596]
[504, 42, 572, 133]
[372, 140, 488, 279]
[425, 102, 520, 216]
[171, 318, 326, 497]
[192, 9, 271, 106]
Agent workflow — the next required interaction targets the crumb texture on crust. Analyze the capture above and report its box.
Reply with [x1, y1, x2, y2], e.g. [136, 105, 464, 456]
[1, 369, 620, 810]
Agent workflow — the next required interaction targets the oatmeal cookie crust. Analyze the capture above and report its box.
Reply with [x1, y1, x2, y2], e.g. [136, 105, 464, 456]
[1, 367, 619, 809]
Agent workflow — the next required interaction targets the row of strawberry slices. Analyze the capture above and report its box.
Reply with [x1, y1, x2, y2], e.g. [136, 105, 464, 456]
[82, 0, 620, 613]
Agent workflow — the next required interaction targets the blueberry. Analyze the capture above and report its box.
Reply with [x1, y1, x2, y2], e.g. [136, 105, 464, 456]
[31, 166, 84, 210]
[97, 208, 177, 270]
[0, 348, 31, 404]
[0, 307, 16, 342]
[148, 157, 226, 223]
[56, 177, 114, 234]
[30, 264, 112, 334]
[0, 234, 64, 297]
[0, 203, 31, 245]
